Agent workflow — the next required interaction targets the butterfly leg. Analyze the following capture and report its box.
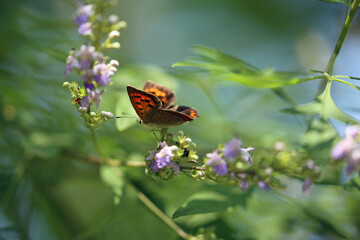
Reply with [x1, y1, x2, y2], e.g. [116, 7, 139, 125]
[160, 128, 168, 142]
[152, 131, 161, 143]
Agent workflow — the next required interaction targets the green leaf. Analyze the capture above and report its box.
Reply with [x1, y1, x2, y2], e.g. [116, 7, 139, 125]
[99, 165, 125, 205]
[172, 190, 252, 219]
[282, 82, 357, 124]
[318, 0, 348, 5]
[226, 71, 312, 88]
[301, 119, 338, 147]
[174, 46, 317, 88]
[115, 91, 137, 131]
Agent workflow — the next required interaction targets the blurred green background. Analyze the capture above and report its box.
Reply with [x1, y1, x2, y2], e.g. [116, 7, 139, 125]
[1, 0, 360, 239]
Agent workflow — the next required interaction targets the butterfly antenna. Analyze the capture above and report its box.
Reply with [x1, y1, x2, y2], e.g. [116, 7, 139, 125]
[116, 112, 137, 119]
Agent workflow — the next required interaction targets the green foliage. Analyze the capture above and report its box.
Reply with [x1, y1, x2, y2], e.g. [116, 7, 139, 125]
[173, 46, 316, 88]
[282, 82, 357, 124]
[172, 189, 252, 219]
[2, 0, 360, 239]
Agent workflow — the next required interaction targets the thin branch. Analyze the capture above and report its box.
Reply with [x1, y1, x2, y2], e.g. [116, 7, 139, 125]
[132, 185, 190, 239]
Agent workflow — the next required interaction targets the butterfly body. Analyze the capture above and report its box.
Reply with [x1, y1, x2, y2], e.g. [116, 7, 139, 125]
[127, 81, 199, 129]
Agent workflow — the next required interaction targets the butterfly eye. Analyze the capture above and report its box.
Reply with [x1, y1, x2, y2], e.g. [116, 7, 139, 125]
[137, 119, 143, 125]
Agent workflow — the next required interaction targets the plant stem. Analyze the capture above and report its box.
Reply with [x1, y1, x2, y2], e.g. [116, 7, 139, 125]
[180, 165, 205, 171]
[135, 188, 190, 239]
[317, 0, 359, 94]
[88, 156, 147, 167]
[90, 129, 107, 159]
[326, 0, 359, 75]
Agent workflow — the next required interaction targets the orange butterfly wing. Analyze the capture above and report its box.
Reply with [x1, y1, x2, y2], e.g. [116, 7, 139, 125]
[143, 80, 176, 108]
[127, 86, 161, 122]
[168, 105, 199, 119]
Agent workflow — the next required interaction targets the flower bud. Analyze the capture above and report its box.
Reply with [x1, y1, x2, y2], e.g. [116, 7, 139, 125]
[108, 42, 120, 49]
[166, 133, 173, 142]
[118, 21, 127, 29]
[63, 81, 70, 87]
[197, 170, 205, 178]
[108, 14, 119, 24]
[101, 111, 114, 119]
[90, 112, 96, 117]
[108, 30, 120, 39]
[109, 60, 119, 67]
[79, 106, 87, 113]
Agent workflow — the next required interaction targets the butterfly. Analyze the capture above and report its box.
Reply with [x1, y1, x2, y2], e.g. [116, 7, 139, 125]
[127, 80, 199, 129]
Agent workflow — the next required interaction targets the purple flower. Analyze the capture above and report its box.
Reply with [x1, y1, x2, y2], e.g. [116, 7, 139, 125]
[80, 89, 103, 108]
[213, 163, 228, 176]
[167, 162, 180, 175]
[206, 150, 228, 176]
[332, 137, 355, 159]
[155, 142, 178, 169]
[65, 55, 80, 75]
[81, 69, 95, 89]
[345, 125, 359, 139]
[206, 151, 223, 165]
[345, 147, 360, 175]
[150, 160, 159, 173]
[303, 178, 312, 195]
[78, 22, 92, 36]
[74, 4, 94, 25]
[146, 150, 156, 160]
[257, 181, 270, 191]
[223, 137, 242, 160]
[75, 45, 99, 70]
[93, 62, 111, 86]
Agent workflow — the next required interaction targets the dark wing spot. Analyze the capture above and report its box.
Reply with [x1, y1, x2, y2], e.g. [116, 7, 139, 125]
[144, 99, 151, 103]
[135, 102, 141, 105]
[148, 104, 155, 108]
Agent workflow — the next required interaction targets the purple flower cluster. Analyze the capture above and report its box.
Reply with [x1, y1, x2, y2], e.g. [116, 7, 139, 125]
[147, 142, 180, 174]
[332, 125, 360, 175]
[206, 151, 228, 175]
[74, 3, 94, 36]
[206, 137, 254, 175]
[65, 45, 118, 109]
[204, 137, 257, 191]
